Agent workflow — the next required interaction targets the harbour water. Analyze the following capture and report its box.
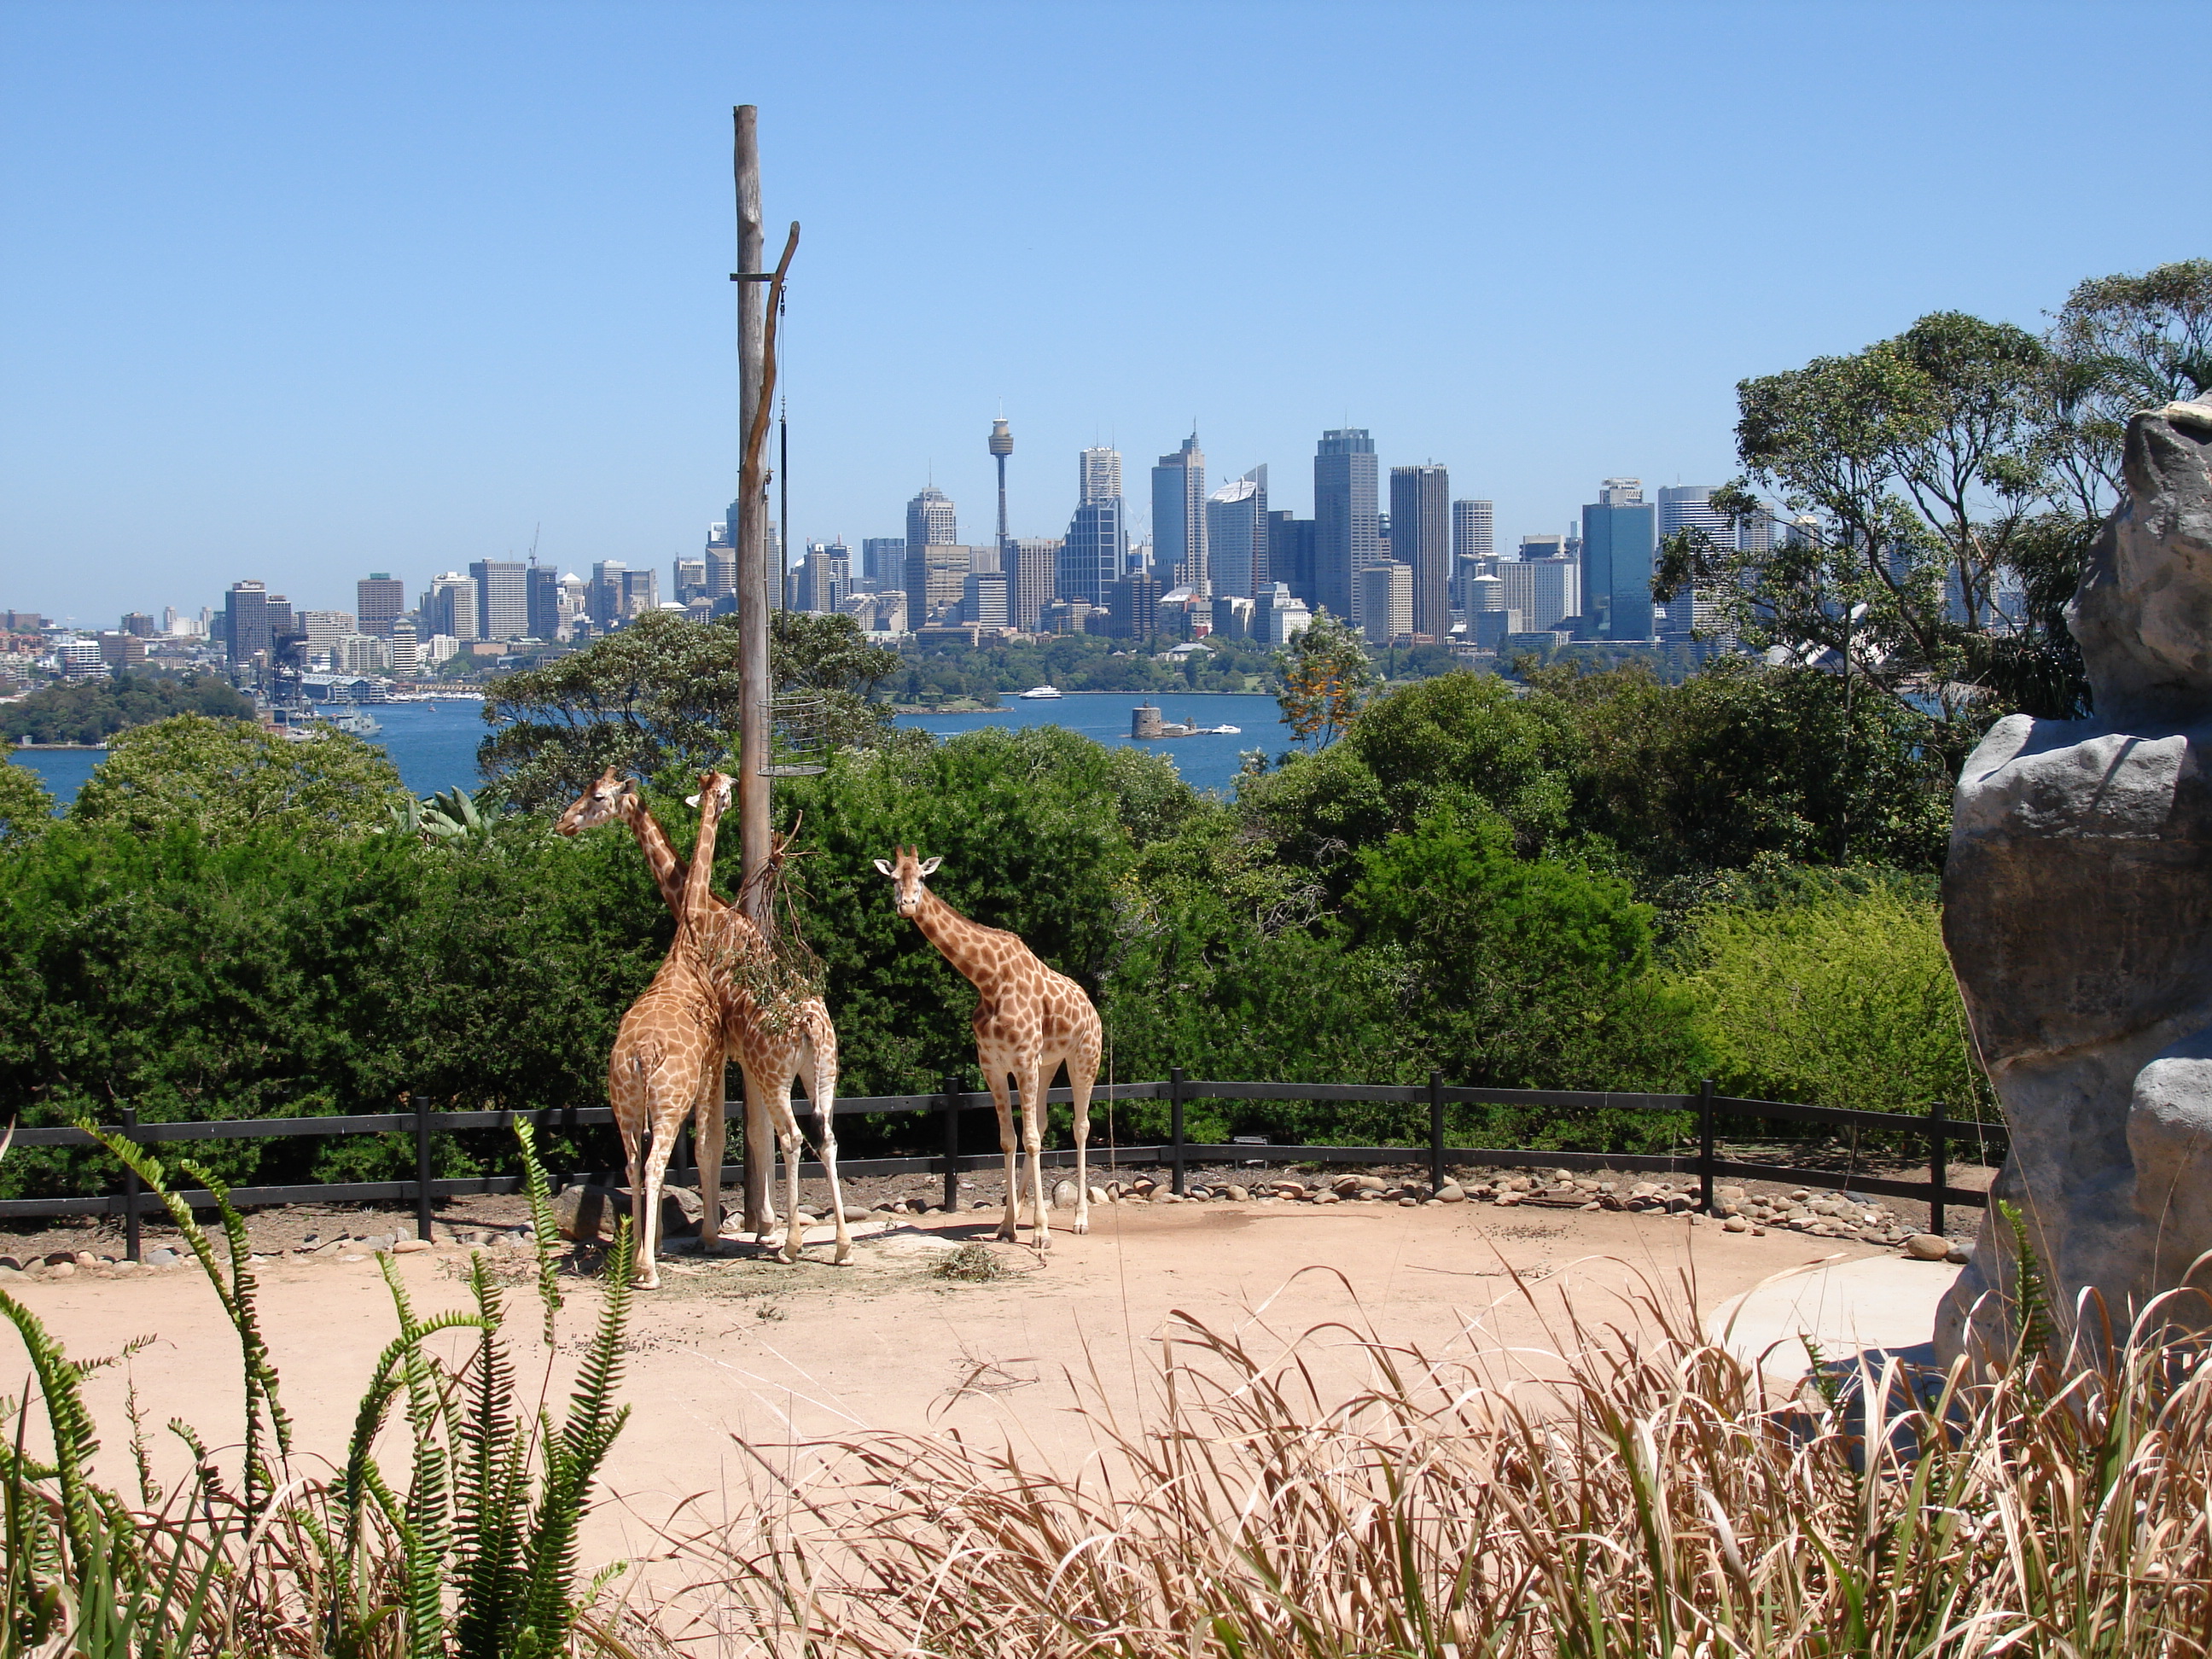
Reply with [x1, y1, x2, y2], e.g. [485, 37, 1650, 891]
[11, 690, 1299, 808]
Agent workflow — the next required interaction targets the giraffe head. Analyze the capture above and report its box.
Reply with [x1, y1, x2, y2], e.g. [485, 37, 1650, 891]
[684, 773, 735, 812]
[872, 845, 942, 918]
[556, 767, 635, 835]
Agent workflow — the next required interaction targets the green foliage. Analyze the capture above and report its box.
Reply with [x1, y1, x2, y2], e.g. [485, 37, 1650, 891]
[0, 760, 53, 847]
[884, 632, 1282, 706]
[1678, 880, 1995, 1121]
[480, 608, 898, 812]
[1273, 609, 1373, 748]
[0, 671, 252, 746]
[68, 713, 407, 843]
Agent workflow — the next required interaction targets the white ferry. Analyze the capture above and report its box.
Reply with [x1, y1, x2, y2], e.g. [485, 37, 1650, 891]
[1017, 684, 1064, 701]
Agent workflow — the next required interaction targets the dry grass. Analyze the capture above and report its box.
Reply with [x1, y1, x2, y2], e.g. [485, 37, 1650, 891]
[641, 1265, 2212, 1657]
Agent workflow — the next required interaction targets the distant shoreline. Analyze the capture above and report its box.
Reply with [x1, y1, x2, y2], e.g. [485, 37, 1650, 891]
[894, 690, 1275, 714]
[10, 742, 108, 751]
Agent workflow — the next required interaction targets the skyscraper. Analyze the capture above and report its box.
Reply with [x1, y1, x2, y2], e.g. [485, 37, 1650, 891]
[469, 560, 528, 641]
[1062, 486, 1127, 607]
[1205, 466, 1268, 599]
[1450, 499, 1494, 608]
[1656, 486, 1733, 639]
[587, 562, 627, 627]
[224, 580, 269, 666]
[860, 537, 905, 586]
[1267, 511, 1318, 608]
[1582, 478, 1657, 641]
[1010, 538, 1060, 630]
[1355, 562, 1414, 643]
[527, 564, 562, 639]
[356, 573, 406, 638]
[426, 573, 480, 642]
[1079, 446, 1122, 503]
[1390, 464, 1450, 638]
[1313, 428, 1378, 623]
[1150, 432, 1208, 594]
[904, 486, 959, 621]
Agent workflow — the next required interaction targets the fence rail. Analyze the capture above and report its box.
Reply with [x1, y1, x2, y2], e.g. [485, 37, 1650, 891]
[3, 1074, 2003, 1260]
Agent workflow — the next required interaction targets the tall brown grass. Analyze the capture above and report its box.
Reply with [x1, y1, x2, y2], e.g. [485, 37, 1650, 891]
[647, 1265, 2212, 1657]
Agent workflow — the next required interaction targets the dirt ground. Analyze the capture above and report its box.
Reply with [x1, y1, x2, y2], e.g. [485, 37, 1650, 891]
[2, 1162, 1988, 1580]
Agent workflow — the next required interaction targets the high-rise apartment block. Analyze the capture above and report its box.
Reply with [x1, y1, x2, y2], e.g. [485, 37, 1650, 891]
[225, 580, 270, 665]
[1582, 478, 1656, 641]
[1313, 428, 1378, 623]
[469, 560, 528, 641]
[356, 574, 406, 637]
[1150, 432, 1208, 594]
[1205, 466, 1268, 599]
[1355, 561, 1414, 643]
[1390, 464, 1450, 639]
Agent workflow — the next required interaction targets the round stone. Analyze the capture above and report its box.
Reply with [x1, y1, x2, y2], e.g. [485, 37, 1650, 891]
[1904, 1233, 1953, 1260]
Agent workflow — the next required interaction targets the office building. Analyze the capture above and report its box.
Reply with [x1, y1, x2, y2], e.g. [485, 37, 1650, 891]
[904, 486, 959, 616]
[1656, 486, 1734, 640]
[1313, 428, 1378, 623]
[1519, 533, 1567, 561]
[1252, 583, 1313, 646]
[961, 572, 1010, 628]
[526, 565, 562, 640]
[1205, 466, 1268, 599]
[224, 580, 270, 666]
[1390, 464, 1450, 638]
[1150, 431, 1208, 593]
[1267, 512, 1318, 608]
[620, 568, 659, 620]
[388, 618, 420, 675]
[1209, 595, 1253, 640]
[1061, 493, 1126, 607]
[1356, 561, 1414, 643]
[59, 639, 109, 678]
[1042, 597, 1101, 635]
[587, 562, 626, 626]
[1079, 445, 1121, 502]
[861, 537, 905, 585]
[425, 573, 480, 643]
[301, 611, 357, 657]
[1107, 572, 1160, 639]
[797, 543, 852, 614]
[469, 560, 528, 640]
[96, 631, 146, 669]
[1451, 499, 1494, 608]
[1582, 478, 1656, 642]
[1497, 557, 1580, 632]
[673, 558, 707, 604]
[1009, 538, 1060, 631]
[356, 574, 406, 637]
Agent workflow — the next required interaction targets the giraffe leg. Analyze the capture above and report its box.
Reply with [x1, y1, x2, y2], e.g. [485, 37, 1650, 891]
[803, 1023, 851, 1265]
[612, 1057, 646, 1258]
[986, 1065, 1019, 1243]
[1023, 1056, 1051, 1254]
[771, 1074, 805, 1265]
[695, 1057, 728, 1254]
[1069, 1048, 1095, 1237]
[637, 1093, 684, 1292]
[736, 1065, 777, 1238]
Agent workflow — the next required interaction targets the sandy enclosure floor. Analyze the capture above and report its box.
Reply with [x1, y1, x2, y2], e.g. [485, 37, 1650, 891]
[0, 1191, 1968, 1578]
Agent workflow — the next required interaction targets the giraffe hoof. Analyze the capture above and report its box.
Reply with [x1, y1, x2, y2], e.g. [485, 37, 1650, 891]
[833, 1244, 853, 1265]
[1071, 1214, 1090, 1235]
[995, 1226, 1018, 1243]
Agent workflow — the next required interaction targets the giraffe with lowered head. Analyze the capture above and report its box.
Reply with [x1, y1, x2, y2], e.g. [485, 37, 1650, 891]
[874, 846, 1101, 1251]
[558, 768, 850, 1264]
[606, 771, 731, 1289]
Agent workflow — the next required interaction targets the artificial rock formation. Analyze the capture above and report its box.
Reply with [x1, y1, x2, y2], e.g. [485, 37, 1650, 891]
[1938, 398, 2212, 1360]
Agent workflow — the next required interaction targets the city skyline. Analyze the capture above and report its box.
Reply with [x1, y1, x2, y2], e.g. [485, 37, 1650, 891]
[5, 4, 2202, 619]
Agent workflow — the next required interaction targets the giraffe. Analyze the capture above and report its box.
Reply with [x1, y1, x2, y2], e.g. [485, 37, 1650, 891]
[558, 768, 851, 1265]
[605, 771, 730, 1290]
[873, 846, 1101, 1252]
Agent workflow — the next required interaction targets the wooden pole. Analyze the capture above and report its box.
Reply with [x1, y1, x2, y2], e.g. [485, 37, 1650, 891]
[733, 106, 771, 1231]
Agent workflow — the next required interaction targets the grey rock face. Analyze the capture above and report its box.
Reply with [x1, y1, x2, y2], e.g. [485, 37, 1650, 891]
[1938, 400, 2212, 1362]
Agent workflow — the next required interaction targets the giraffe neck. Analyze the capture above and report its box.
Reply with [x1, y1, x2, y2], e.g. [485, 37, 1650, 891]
[911, 887, 1021, 996]
[683, 783, 725, 940]
[619, 795, 690, 917]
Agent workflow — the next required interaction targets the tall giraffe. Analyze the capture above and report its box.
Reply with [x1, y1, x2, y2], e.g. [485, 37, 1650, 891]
[606, 771, 730, 1290]
[874, 846, 1101, 1251]
[558, 768, 850, 1264]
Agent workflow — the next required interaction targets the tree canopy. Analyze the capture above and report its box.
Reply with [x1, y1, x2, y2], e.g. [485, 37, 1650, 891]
[68, 713, 408, 842]
[0, 671, 253, 745]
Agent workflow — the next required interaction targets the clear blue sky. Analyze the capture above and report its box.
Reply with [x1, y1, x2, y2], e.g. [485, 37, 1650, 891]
[3, 1, 2203, 623]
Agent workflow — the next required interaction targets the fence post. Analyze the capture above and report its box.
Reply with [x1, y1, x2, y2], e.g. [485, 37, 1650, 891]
[941, 1074, 962, 1213]
[120, 1107, 141, 1264]
[1697, 1078, 1715, 1215]
[1930, 1099, 1947, 1239]
[1428, 1071, 1445, 1193]
[1170, 1068, 1187, 1196]
[414, 1096, 435, 1243]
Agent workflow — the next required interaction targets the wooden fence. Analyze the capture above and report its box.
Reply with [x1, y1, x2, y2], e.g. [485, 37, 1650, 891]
[2, 1073, 2001, 1260]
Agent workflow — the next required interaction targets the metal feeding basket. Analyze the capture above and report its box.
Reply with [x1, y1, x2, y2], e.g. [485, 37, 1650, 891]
[760, 692, 828, 777]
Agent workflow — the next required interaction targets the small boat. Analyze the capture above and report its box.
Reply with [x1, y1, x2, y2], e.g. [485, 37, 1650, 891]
[1017, 684, 1064, 701]
[1205, 724, 1242, 736]
[318, 708, 384, 737]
